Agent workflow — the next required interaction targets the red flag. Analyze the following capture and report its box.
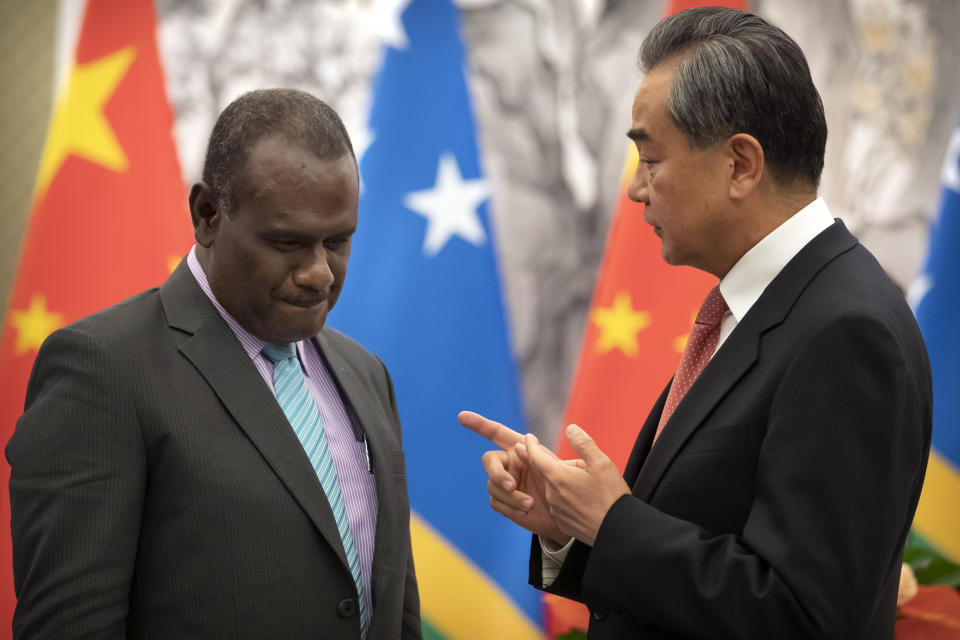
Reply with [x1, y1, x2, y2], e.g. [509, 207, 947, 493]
[0, 0, 191, 630]
[545, 1, 747, 636]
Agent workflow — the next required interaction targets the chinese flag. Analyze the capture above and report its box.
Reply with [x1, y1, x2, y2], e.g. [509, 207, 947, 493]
[544, 1, 747, 637]
[0, 0, 191, 630]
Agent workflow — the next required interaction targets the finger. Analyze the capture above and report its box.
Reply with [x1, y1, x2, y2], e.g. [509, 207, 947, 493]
[481, 450, 517, 492]
[489, 495, 536, 527]
[487, 479, 534, 511]
[524, 433, 559, 478]
[515, 442, 568, 467]
[513, 442, 529, 464]
[564, 424, 607, 467]
[459, 410, 524, 449]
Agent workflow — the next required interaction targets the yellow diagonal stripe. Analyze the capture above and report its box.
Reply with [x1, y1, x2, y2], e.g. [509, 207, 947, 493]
[912, 449, 960, 562]
[410, 513, 543, 640]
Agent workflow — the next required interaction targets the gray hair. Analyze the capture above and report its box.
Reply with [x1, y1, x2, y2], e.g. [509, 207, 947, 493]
[639, 7, 827, 188]
[201, 88, 355, 215]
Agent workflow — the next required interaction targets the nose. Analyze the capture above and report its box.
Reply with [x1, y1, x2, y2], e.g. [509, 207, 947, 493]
[627, 164, 650, 204]
[293, 248, 335, 291]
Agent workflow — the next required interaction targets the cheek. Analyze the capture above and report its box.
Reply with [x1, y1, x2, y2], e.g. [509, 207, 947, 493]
[330, 251, 350, 281]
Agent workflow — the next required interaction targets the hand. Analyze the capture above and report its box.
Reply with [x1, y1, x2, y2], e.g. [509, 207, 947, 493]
[458, 411, 578, 546]
[525, 424, 630, 546]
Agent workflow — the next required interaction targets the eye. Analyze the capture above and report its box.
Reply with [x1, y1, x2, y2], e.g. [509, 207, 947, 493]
[325, 236, 351, 250]
[268, 239, 301, 252]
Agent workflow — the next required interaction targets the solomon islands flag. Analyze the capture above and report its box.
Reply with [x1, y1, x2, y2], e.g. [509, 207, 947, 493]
[910, 113, 960, 563]
[330, 0, 544, 637]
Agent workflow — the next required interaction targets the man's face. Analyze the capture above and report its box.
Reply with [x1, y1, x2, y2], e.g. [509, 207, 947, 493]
[198, 136, 358, 344]
[626, 62, 734, 276]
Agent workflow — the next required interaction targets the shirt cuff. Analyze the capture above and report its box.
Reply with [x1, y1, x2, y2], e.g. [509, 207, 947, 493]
[539, 536, 575, 587]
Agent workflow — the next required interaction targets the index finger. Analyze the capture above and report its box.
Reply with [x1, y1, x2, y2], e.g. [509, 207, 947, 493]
[458, 410, 524, 449]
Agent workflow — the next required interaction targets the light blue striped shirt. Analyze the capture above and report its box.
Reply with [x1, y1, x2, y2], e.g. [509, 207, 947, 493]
[187, 246, 378, 613]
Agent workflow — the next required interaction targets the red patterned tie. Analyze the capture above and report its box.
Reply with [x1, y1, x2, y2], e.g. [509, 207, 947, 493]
[654, 286, 728, 443]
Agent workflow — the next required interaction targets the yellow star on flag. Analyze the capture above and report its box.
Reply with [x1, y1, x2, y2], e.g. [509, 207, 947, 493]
[591, 291, 651, 356]
[9, 295, 66, 355]
[674, 310, 698, 353]
[167, 255, 183, 274]
[34, 46, 137, 197]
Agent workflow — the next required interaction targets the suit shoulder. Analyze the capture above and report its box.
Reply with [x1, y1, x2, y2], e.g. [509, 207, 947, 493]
[801, 243, 914, 325]
[320, 326, 385, 369]
[789, 243, 931, 382]
[49, 287, 165, 348]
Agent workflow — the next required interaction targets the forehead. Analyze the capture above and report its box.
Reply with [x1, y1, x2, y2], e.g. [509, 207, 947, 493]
[242, 136, 357, 190]
[630, 62, 678, 141]
[235, 136, 358, 214]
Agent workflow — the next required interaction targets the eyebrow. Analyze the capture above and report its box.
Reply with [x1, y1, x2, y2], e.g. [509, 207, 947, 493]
[626, 128, 650, 142]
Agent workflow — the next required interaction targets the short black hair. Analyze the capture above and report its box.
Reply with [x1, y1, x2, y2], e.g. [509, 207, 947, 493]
[201, 88, 355, 214]
[639, 7, 827, 188]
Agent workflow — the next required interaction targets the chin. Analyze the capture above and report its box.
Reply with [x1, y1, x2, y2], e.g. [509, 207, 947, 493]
[268, 316, 328, 344]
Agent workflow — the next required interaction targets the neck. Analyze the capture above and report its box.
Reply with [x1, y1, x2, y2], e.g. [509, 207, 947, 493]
[712, 188, 817, 278]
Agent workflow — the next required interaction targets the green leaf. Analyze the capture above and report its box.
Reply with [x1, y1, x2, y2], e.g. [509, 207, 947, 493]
[557, 631, 589, 640]
[903, 530, 960, 587]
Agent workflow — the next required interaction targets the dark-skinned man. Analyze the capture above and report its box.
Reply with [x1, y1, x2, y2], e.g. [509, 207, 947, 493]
[8, 89, 420, 639]
[461, 8, 931, 639]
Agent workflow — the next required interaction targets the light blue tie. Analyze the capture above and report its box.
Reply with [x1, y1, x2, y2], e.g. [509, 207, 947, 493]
[262, 343, 367, 636]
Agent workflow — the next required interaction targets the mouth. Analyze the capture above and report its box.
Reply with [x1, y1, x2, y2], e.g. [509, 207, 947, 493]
[284, 295, 328, 309]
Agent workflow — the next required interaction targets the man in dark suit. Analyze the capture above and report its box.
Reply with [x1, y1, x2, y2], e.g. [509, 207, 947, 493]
[7, 89, 420, 639]
[461, 8, 931, 639]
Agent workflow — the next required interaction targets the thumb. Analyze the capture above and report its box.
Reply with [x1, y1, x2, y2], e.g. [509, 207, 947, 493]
[524, 433, 552, 475]
[564, 424, 605, 467]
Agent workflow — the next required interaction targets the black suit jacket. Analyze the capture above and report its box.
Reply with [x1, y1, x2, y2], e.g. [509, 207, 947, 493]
[532, 221, 932, 639]
[7, 262, 421, 639]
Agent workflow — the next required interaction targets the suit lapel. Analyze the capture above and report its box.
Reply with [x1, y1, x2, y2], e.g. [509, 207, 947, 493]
[160, 263, 350, 571]
[623, 383, 669, 486]
[313, 330, 398, 604]
[632, 221, 859, 500]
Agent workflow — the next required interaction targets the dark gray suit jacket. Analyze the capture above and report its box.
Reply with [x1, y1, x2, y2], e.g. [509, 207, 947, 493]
[532, 221, 932, 639]
[7, 262, 421, 639]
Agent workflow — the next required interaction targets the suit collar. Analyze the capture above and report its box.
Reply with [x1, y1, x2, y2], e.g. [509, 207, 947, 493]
[631, 220, 858, 499]
[314, 330, 403, 605]
[719, 197, 834, 323]
[160, 263, 354, 573]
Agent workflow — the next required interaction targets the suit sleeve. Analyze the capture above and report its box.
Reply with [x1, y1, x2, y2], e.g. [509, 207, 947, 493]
[378, 358, 422, 639]
[6, 327, 145, 639]
[561, 314, 928, 639]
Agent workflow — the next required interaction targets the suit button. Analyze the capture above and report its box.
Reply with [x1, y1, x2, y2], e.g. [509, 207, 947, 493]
[337, 598, 357, 618]
[592, 610, 607, 621]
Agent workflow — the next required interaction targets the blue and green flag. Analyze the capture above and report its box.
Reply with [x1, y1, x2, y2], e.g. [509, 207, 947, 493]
[331, 0, 544, 637]
[911, 114, 960, 563]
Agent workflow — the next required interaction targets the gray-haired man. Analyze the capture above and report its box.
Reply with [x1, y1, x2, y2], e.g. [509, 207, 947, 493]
[463, 8, 931, 639]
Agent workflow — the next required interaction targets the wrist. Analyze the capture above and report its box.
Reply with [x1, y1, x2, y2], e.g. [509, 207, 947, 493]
[541, 531, 572, 551]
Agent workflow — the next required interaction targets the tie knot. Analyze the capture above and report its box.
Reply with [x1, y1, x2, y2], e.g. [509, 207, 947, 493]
[262, 342, 297, 364]
[695, 286, 728, 325]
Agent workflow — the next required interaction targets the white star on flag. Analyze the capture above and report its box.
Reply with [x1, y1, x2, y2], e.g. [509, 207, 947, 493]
[907, 273, 933, 311]
[372, 0, 412, 50]
[349, 123, 375, 192]
[404, 152, 489, 257]
[942, 126, 960, 194]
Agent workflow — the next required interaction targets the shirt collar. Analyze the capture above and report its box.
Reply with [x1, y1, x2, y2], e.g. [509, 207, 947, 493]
[186, 245, 309, 367]
[719, 197, 834, 322]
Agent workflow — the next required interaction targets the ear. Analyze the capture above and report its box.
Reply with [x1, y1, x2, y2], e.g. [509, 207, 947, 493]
[725, 133, 764, 200]
[189, 182, 221, 247]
